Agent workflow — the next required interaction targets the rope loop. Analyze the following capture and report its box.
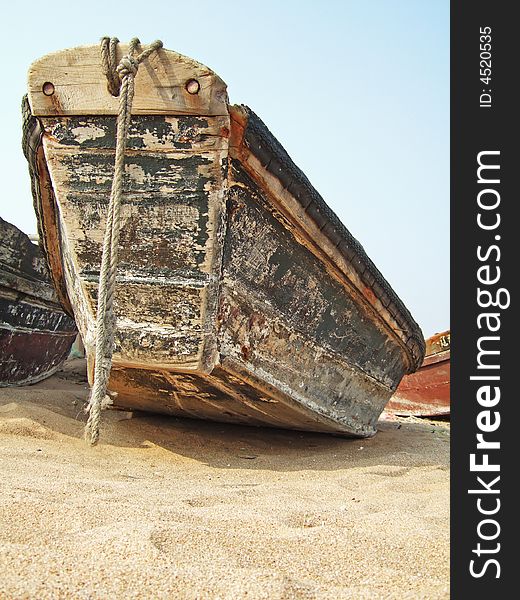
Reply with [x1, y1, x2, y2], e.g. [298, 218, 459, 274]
[100, 37, 163, 96]
[100, 36, 121, 96]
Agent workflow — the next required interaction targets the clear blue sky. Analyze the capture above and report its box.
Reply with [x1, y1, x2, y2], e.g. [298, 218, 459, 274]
[2, 0, 448, 337]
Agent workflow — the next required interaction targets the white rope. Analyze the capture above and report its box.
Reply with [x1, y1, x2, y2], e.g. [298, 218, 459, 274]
[85, 37, 162, 445]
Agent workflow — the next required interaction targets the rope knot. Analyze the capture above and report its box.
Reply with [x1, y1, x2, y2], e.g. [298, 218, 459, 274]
[117, 55, 139, 80]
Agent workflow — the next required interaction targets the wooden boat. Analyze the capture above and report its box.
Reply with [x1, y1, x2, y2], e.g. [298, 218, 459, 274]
[0, 217, 77, 386]
[22, 41, 425, 436]
[385, 330, 450, 417]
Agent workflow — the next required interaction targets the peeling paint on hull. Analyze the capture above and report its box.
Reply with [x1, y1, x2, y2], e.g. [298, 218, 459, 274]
[386, 331, 450, 417]
[23, 44, 425, 436]
[0, 218, 77, 387]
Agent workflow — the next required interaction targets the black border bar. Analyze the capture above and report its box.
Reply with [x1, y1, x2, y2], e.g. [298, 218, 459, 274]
[451, 2, 516, 596]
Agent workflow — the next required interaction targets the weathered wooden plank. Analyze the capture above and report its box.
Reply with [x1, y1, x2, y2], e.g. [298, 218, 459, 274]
[221, 161, 407, 386]
[0, 294, 75, 334]
[0, 328, 75, 387]
[109, 367, 276, 426]
[229, 105, 424, 372]
[213, 161, 410, 435]
[42, 116, 229, 276]
[28, 45, 228, 117]
[83, 281, 205, 367]
[0, 216, 56, 303]
[41, 115, 229, 152]
[40, 114, 229, 372]
[59, 192, 215, 277]
[22, 100, 74, 314]
[108, 364, 356, 433]
[46, 149, 218, 194]
[0, 218, 77, 387]
[217, 291, 393, 435]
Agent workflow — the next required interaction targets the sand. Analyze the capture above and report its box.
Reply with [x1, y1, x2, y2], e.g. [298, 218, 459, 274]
[0, 359, 449, 599]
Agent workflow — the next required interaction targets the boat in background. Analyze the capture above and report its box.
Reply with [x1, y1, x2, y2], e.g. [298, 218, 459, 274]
[23, 41, 424, 437]
[0, 217, 77, 386]
[385, 330, 450, 417]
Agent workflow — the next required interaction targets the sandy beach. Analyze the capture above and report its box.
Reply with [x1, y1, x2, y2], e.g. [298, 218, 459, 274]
[0, 359, 449, 599]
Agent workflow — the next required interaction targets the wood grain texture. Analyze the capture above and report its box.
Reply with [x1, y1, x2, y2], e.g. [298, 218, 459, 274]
[215, 162, 404, 435]
[108, 363, 361, 434]
[22, 99, 73, 314]
[40, 114, 229, 372]
[28, 45, 228, 117]
[229, 105, 424, 373]
[0, 217, 56, 304]
[0, 218, 77, 386]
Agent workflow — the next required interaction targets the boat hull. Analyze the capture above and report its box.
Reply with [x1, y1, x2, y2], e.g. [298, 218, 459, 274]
[386, 331, 450, 416]
[0, 305, 77, 386]
[0, 218, 77, 387]
[24, 43, 425, 436]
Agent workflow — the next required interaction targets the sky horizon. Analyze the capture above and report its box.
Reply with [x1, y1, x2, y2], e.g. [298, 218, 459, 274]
[2, 0, 449, 337]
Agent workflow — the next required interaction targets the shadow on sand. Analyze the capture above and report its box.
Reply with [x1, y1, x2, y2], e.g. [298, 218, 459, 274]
[0, 358, 449, 473]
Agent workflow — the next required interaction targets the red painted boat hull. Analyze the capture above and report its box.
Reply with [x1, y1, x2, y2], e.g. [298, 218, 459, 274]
[386, 331, 450, 417]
